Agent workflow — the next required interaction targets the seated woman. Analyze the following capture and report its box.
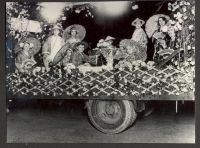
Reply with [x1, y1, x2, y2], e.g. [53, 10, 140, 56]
[15, 39, 40, 73]
[152, 16, 172, 63]
[115, 39, 147, 62]
[63, 24, 86, 49]
[72, 41, 90, 67]
[114, 39, 147, 70]
[60, 48, 74, 72]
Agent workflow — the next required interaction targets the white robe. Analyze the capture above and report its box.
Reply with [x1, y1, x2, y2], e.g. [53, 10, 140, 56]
[131, 28, 147, 47]
[48, 35, 64, 61]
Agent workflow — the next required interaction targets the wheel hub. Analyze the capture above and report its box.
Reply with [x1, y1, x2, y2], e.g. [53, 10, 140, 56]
[105, 104, 115, 115]
[96, 101, 122, 124]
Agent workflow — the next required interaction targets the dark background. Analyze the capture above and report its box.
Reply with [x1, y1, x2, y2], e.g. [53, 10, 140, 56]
[62, 1, 170, 60]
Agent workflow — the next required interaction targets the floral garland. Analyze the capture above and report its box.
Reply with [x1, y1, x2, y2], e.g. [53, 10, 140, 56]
[161, 0, 195, 68]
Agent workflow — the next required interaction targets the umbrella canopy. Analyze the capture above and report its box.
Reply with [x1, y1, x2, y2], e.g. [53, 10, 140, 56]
[52, 42, 72, 66]
[63, 24, 86, 42]
[145, 14, 170, 38]
[14, 37, 41, 56]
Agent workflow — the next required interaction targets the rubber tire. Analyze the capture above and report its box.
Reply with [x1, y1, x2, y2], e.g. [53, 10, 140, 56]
[87, 100, 134, 134]
[128, 100, 137, 127]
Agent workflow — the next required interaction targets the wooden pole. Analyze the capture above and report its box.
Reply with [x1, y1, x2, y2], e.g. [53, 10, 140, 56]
[176, 100, 178, 114]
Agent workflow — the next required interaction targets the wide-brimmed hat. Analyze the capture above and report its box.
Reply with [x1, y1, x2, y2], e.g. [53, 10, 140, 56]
[63, 24, 86, 41]
[145, 14, 170, 38]
[131, 18, 145, 26]
[19, 41, 34, 48]
[14, 37, 41, 56]
[73, 41, 88, 50]
[52, 24, 62, 31]
[105, 36, 115, 42]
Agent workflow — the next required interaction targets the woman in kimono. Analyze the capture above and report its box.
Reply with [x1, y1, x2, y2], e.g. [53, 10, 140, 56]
[65, 27, 81, 47]
[15, 41, 36, 73]
[42, 25, 65, 72]
[63, 24, 86, 50]
[152, 16, 171, 63]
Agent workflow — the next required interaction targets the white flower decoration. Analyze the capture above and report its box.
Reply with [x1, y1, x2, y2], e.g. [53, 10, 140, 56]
[175, 22, 182, 30]
[187, 46, 192, 50]
[161, 25, 168, 32]
[182, 7, 187, 12]
[19, 43, 24, 48]
[183, 16, 188, 20]
[75, 9, 81, 13]
[191, 7, 195, 15]
[169, 20, 176, 25]
[174, 12, 183, 19]
[189, 25, 194, 30]
[178, 18, 183, 23]
[29, 43, 34, 48]
[62, 17, 66, 20]
[132, 5, 139, 10]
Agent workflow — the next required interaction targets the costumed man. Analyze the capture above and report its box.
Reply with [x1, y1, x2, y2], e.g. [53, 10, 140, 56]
[101, 36, 117, 69]
[72, 41, 90, 67]
[42, 25, 65, 72]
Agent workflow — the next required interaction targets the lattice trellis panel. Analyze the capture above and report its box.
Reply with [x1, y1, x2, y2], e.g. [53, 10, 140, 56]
[6, 64, 194, 98]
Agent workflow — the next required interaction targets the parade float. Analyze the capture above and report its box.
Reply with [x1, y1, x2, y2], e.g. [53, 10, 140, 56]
[6, 0, 195, 134]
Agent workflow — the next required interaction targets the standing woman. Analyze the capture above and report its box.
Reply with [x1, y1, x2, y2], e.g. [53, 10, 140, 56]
[131, 18, 148, 61]
[131, 18, 148, 49]
[42, 25, 65, 72]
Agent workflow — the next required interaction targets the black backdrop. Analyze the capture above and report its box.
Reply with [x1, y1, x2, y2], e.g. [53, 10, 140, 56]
[61, 1, 170, 60]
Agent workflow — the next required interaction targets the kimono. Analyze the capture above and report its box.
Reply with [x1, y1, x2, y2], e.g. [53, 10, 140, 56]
[15, 50, 36, 73]
[152, 28, 171, 63]
[42, 35, 65, 71]
[61, 51, 73, 67]
[72, 51, 89, 67]
[131, 28, 148, 48]
[65, 37, 80, 49]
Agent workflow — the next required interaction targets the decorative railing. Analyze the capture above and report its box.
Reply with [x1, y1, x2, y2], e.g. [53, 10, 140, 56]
[6, 62, 194, 99]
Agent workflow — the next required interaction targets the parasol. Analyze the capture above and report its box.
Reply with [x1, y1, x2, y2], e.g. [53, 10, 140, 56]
[63, 24, 86, 42]
[145, 14, 170, 38]
[157, 48, 174, 56]
[14, 37, 41, 56]
[52, 42, 72, 66]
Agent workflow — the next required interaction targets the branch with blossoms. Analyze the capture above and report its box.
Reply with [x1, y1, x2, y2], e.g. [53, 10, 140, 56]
[159, 0, 195, 71]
